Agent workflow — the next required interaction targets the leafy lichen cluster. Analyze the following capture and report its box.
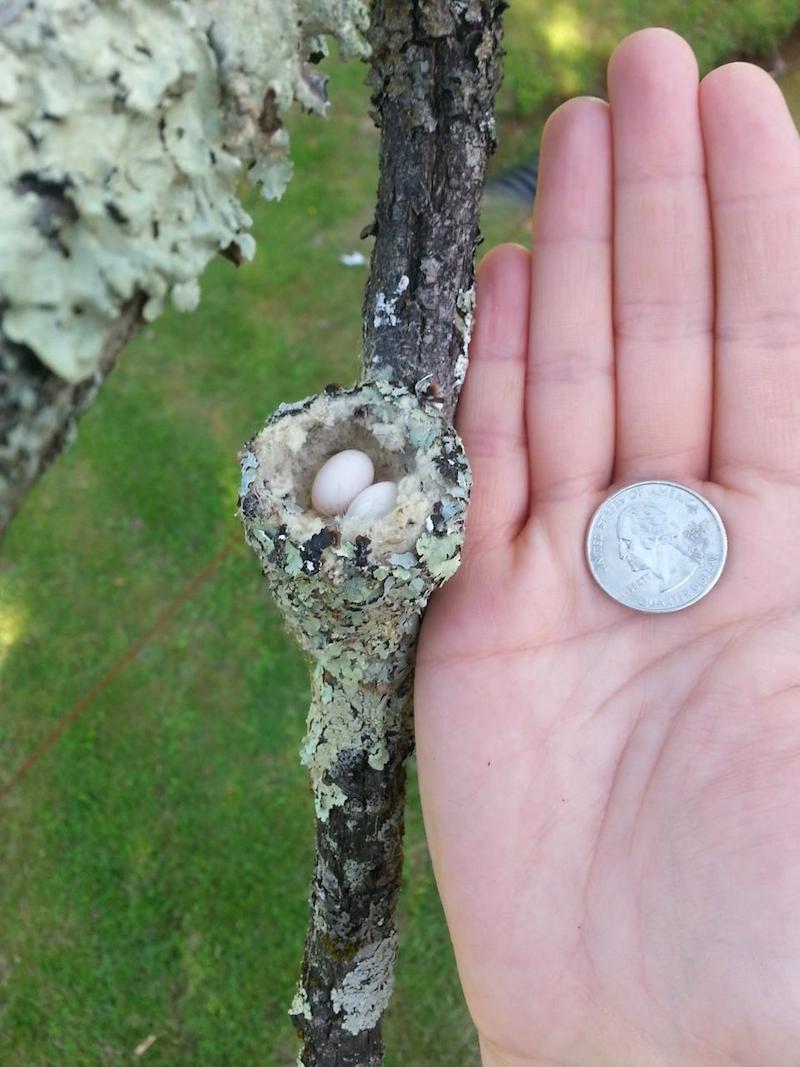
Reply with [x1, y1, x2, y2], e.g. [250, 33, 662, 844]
[0, 0, 369, 383]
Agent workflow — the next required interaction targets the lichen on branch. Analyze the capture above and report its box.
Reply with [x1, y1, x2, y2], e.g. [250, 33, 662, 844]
[237, 3, 505, 1062]
[0, 0, 369, 384]
[0, 0, 369, 536]
[239, 379, 471, 1064]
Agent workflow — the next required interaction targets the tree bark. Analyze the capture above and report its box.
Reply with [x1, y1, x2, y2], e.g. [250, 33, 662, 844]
[240, 4, 505, 1064]
[300, 1, 506, 1059]
[0, 296, 145, 535]
[363, 0, 505, 420]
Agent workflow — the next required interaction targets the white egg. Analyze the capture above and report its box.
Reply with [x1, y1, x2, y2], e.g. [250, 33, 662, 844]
[311, 449, 374, 516]
[345, 481, 398, 521]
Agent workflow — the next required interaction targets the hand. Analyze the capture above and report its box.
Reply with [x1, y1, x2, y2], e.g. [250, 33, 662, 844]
[415, 28, 800, 1067]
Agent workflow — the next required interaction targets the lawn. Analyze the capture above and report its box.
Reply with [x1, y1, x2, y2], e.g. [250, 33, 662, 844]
[1, 7, 798, 1066]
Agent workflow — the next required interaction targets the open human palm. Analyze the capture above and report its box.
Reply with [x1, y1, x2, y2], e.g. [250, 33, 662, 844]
[415, 29, 800, 1067]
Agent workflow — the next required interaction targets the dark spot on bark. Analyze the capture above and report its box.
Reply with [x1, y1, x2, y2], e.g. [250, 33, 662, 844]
[72, 305, 84, 316]
[209, 149, 217, 165]
[157, 116, 166, 147]
[105, 201, 129, 225]
[176, 127, 185, 139]
[319, 930, 358, 962]
[434, 444, 468, 483]
[16, 173, 77, 256]
[354, 536, 371, 569]
[258, 88, 281, 136]
[272, 523, 289, 566]
[465, 29, 484, 58]
[396, 676, 411, 700]
[134, 43, 153, 58]
[107, 73, 129, 110]
[240, 491, 259, 520]
[220, 241, 244, 267]
[16, 172, 74, 203]
[152, 219, 160, 239]
[428, 500, 446, 535]
[301, 527, 337, 573]
[324, 382, 340, 396]
[308, 50, 325, 64]
[299, 64, 329, 111]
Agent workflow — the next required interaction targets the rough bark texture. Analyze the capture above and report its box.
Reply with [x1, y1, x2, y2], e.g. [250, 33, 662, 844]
[0, 295, 145, 535]
[240, 4, 505, 1064]
[363, 0, 506, 421]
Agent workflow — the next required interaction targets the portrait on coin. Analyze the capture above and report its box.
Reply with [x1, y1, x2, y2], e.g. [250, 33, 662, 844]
[616, 502, 699, 594]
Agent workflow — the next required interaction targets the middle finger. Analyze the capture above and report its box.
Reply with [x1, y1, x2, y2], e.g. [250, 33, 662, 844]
[609, 28, 714, 485]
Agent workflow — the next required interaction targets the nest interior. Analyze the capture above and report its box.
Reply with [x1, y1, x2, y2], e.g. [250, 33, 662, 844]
[248, 386, 455, 553]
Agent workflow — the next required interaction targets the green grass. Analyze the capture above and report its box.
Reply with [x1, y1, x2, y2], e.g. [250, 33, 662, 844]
[495, 0, 799, 170]
[2, 12, 799, 1067]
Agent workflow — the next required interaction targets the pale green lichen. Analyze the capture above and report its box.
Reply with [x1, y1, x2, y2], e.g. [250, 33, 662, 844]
[290, 982, 313, 1022]
[239, 379, 472, 823]
[453, 283, 475, 391]
[330, 933, 397, 1036]
[416, 530, 464, 581]
[372, 274, 410, 329]
[0, 0, 369, 383]
[195, 0, 368, 193]
[300, 660, 394, 819]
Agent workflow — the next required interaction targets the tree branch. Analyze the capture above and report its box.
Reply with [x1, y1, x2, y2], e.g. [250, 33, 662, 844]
[0, 295, 144, 534]
[241, 381, 471, 1066]
[240, 3, 505, 1064]
[363, 0, 505, 419]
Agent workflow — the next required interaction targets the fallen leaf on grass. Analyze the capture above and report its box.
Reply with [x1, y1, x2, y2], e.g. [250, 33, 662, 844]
[133, 1034, 157, 1057]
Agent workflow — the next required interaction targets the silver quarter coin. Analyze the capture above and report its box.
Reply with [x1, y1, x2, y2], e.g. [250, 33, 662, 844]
[585, 481, 727, 613]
